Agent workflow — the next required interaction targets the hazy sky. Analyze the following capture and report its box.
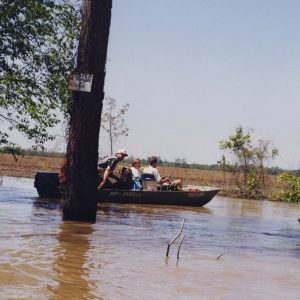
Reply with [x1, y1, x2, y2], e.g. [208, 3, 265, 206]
[12, 0, 300, 169]
[102, 0, 300, 169]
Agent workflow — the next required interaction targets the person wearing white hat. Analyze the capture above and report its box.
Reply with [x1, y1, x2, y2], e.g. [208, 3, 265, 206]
[98, 149, 128, 189]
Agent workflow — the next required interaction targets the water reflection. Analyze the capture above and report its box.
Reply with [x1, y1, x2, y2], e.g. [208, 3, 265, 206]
[99, 203, 211, 229]
[99, 203, 212, 216]
[48, 222, 99, 300]
[1, 177, 300, 299]
[32, 198, 61, 210]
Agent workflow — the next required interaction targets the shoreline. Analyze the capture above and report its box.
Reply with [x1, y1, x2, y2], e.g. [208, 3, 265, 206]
[0, 154, 63, 179]
[0, 153, 271, 199]
[0, 153, 225, 183]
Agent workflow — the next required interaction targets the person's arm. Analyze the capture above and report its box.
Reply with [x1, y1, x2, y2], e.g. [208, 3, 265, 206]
[154, 169, 171, 184]
[160, 176, 171, 184]
[153, 169, 161, 184]
[99, 157, 120, 188]
[109, 159, 120, 181]
[154, 169, 170, 184]
[98, 166, 111, 188]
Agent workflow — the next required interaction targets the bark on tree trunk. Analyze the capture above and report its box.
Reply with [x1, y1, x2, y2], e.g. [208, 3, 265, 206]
[63, 0, 112, 222]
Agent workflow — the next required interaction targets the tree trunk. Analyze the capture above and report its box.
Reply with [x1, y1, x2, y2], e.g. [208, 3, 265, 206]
[63, 0, 112, 222]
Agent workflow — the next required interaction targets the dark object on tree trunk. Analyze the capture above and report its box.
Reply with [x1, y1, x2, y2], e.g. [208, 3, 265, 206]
[63, 0, 112, 222]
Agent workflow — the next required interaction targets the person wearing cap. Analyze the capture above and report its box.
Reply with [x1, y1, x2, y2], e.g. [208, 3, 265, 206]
[142, 156, 170, 185]
[98, 149, 128, 189]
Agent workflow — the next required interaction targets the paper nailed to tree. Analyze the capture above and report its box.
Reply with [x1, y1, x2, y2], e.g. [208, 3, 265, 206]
[68, 73, 93, 92]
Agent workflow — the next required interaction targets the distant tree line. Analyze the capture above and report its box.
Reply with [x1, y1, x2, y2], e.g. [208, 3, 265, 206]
[1, 143, 299, 203]
[0, 146, 65, 158]
[0, 146, 299, 177]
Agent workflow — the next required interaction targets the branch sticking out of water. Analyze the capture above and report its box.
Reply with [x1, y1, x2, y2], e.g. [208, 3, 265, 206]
[166, 219, 185, 257]
[217, 253, 226, 260]
[177, 234, 186, 260]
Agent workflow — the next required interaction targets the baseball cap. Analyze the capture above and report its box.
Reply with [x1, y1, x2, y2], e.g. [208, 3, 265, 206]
[116, 149, 128, 156]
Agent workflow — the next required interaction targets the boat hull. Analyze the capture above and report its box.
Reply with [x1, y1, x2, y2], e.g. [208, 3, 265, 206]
[98, 189, 220, 207]
[34, 172, 220, 207]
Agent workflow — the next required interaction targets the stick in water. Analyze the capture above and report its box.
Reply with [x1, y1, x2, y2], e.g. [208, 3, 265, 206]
[177, 234, 186, 260]
[217, 253, 226, 260]
[166, 219, 185, 257]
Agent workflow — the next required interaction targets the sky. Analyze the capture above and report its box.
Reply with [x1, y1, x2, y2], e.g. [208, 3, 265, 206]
[13, 0, 300, 169]
[102, 0, 300, 169]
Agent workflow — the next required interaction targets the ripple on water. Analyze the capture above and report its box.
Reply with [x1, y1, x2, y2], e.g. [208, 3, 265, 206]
[0, 176, 300, 299]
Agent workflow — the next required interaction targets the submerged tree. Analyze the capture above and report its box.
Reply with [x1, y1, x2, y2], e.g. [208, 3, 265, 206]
[219, 126, 278, 198]
[0, 0, 80, 148]
[63, 0, 112, 222]
[220, 126, 253, 185]
[101, 97, 129, 155]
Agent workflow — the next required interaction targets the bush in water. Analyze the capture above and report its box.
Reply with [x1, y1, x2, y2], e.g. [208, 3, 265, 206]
[271, 173, 300, 203]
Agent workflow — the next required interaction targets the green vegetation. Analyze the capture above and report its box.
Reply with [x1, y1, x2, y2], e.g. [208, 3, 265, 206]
[219, 126, 279, 198]
[0, 146, 294, 176]
[0, 145, 24, 161]
[271, 173, 300, 203]
[1, 139, 300, 203]
[0, 0, 80, 148]
[0, 146, 64, 158]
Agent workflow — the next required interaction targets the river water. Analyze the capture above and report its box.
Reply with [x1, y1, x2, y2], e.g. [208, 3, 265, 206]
[0, 177, 299, 300]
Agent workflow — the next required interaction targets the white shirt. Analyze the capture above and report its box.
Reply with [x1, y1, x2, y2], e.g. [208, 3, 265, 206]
[142, 165, 161, 183]
[130, 167, 140, 179]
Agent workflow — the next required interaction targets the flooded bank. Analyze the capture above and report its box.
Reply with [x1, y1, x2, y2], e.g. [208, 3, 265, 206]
[0, 177, 299, 299]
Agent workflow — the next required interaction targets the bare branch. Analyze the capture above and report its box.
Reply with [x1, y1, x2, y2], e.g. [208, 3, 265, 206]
[217, 253, 226, 260]
[177, 234, 186, 260]
[166, 219, 185, 257]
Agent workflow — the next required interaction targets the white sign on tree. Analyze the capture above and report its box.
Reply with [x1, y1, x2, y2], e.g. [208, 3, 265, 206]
[68, 73, 93, 92]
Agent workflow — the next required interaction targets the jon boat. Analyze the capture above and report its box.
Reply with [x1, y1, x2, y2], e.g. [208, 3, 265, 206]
[34, 172, 221, 207]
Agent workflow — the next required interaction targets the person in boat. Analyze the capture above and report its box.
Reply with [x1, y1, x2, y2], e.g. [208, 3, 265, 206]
[142, 156, 171, 186]
[130, 158, 142, 190]
[116, 166, 133, 190]
[98, 149, 128, 189]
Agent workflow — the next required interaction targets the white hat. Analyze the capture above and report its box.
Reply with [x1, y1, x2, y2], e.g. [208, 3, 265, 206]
[115, 149, 128, 156]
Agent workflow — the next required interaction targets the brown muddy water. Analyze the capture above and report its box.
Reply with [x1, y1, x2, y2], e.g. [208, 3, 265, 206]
[0, 177, 300, 300]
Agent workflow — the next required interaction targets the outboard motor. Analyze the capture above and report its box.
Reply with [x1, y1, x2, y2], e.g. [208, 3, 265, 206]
[34, 172, 60, 199]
